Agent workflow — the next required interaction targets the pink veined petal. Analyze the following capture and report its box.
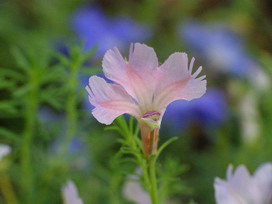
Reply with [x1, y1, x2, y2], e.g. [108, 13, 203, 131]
[153, 52, 207, 110]
[86, 76, 140, 125]
[128, 43, 158, 73]
[102, 47, 127, 85]
[102, 43, 158, 112]
[126, 43, 159, 112]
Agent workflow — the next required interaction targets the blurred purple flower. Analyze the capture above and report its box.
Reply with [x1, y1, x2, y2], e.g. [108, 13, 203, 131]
[162, 89, 227, 132]
[71, 6, 151, 56]
[38, 106, 64, 123]
[179, 21, 258, 78]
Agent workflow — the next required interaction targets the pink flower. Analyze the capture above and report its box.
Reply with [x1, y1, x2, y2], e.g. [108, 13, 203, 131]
[86, 43, 206, 156]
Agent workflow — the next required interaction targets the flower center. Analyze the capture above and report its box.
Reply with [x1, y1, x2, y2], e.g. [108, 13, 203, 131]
[143, 111, 161, 121]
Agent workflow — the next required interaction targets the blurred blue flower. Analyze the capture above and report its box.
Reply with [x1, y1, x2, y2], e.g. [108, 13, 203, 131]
[50, 136, 90, 170]
[39, 106, 64, 123]
[68, 138, 85, 155]
[179, 21, 258, 78]
[162, 89, 228, 132]
[51, 136, 84, 155]
[71, 6, 151, 56]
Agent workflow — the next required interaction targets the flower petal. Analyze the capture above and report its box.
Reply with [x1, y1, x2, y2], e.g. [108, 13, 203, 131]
[102, 47, 127, 85]
[128, 43, 158, 73]
[214, 178, 246, 204]
[253, 163, 272, 203]
[154, 53, 206, 110]
[102, 43, 158, 112]
[62, 180, 83, 204]
[214, 165, 256, 204]
[228, 165, 253, 196]
[123, 172, 151, 204]
[86, 76, 140, 124]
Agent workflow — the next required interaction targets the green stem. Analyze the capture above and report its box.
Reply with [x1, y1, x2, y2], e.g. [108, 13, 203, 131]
[148, 157, 159, 204]
[109, 168, 122, 204]
[116, 118, 159, 204]
[20, 73, 39, 204]
[59, 62, 79, 157]
[125, 124, 150, 190]
[140, 159, 151, 194]
[128, 141, 158, 202]
[66, 64, 78, 141]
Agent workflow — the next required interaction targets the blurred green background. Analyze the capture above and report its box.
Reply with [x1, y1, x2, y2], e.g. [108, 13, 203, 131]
[1, 0, 272, 203]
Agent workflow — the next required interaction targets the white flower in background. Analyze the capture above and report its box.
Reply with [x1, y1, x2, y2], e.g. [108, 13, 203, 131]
[62, 180, 83, 204]
[0, 144, 11, 161]
[239, 91, 260, 144]
[214, 163, 272, 204]
[248, 66, 270, 91]
[123, 171, 151, 204]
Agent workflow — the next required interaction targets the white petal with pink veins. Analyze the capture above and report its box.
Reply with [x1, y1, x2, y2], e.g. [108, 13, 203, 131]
[86, 76, 140, 125]
[154, 52, 206, 110]
[102, 43, 159, 111]
[102, 47, 127, 85]
[128, 43, 158, 74]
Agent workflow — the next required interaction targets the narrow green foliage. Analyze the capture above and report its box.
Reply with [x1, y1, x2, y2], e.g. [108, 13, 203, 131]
[0, 128, 20, 143]
[0, 43, 97, 203]
[56, 45, 97, 158]
[156, 137, 178, 160]
[158, 158, 189, 202]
